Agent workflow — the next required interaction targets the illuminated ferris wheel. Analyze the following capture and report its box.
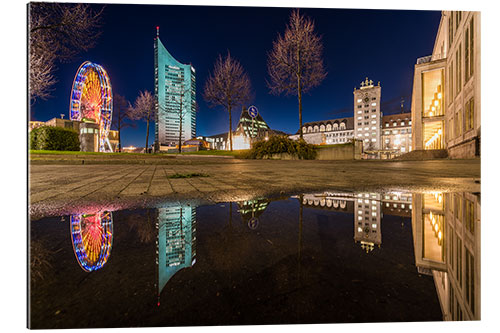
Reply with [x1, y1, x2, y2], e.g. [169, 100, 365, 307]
[69, 61, 113, 152]
[70, 211, 113, 272]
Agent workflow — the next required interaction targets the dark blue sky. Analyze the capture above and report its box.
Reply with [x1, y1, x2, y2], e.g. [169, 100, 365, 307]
[30, 4, 441, 147]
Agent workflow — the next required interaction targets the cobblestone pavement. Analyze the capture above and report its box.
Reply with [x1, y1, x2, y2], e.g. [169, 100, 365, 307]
[29, 157, 480, 219]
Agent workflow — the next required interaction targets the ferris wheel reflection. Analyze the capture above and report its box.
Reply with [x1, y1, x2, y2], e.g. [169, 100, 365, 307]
[70, 211, 113, 272]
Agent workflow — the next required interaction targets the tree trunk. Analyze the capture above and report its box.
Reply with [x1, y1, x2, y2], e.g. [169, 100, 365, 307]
[297, 44, 303, 140]
[117, 111, 122, 152]
[118, 130, 121, 152]
[298, 77, 303, 140]
[228, 106, 233, 151]
[145, 115, 150, 153]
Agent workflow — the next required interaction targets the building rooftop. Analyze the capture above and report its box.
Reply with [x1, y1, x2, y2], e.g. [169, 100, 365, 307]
[296, 117, 354, 134]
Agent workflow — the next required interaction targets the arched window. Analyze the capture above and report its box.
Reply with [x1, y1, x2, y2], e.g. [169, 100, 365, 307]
[302, 127, 307, 133]
[340, 122, 346, 130]
[308, 126, 313, 133]
[313, 125, 319, 132]
[333, 123, 339, 130]
[320, 124, 325, 132]
[326, 123, 332, 131]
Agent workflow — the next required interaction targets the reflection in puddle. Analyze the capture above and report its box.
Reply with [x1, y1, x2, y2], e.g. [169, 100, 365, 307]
[70, 211, 113, 272]
[157, 206, 196, 300]
[29, 190, 480, 328]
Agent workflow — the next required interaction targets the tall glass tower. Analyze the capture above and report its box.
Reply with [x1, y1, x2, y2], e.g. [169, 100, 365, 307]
[154, 29, 196, 149]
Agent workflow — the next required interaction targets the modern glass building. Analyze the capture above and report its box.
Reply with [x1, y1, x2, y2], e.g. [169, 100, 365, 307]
[154, 34, 196, 149]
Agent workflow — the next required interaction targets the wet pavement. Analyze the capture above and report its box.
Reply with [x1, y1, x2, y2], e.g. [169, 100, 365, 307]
[28, 189, 480, 328]
[29, 158, 480, 219]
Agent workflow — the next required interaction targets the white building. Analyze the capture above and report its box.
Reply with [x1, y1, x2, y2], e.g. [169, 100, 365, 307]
[289, 117, 354, 145]
[354, 77, 382, 151]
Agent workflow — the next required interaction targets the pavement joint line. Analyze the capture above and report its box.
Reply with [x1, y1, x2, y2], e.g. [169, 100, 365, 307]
[68, 166, 146, 202]
[145, 165, 158, 194]
[168, 166, 202, 193]
[31, 166, 137, 203]
[195, 175, 225, 191]
[116, 166, 153, 197]
[161, 166, 177, 194]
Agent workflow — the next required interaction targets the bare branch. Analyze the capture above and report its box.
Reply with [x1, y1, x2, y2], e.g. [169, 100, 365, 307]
[203, 52, 252, 151]
[267, 9, 327, 139]
[28, 3, 104, 102]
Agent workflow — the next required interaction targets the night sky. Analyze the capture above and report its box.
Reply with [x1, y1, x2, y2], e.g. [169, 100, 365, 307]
[30, 3, 441, 147]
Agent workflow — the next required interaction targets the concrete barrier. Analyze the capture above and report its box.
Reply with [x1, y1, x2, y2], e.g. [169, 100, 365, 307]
[316, 142, 362, 160]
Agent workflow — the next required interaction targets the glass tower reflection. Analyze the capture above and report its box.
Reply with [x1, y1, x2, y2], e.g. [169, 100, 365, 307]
[157, 205, 197, 296]
[70, 211, 113, 272]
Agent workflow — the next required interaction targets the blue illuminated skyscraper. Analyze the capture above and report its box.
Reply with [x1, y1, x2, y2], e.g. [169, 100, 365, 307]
[154, 29, 196, 149]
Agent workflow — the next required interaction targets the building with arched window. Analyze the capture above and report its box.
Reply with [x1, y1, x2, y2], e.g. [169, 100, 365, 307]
[289, 117, 354, 145]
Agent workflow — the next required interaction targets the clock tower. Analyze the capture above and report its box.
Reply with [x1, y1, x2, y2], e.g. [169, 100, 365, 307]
[353, 78, 382, 152]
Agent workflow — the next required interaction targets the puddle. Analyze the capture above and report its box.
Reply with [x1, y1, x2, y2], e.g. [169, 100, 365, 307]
[28, 190, 480, 328]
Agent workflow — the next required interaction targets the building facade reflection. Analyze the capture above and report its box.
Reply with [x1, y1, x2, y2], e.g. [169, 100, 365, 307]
[412, 192, 480, 320]
[299, 191, 411, 252]
[156, 205, 197, 296]
[354, 193, 382, 252]
[70, 211, 113, 272]
[237, 199, 270, 230]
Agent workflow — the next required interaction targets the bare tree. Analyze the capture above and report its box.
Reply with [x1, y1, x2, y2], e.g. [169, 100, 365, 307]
[267, 9, 327, 139]
[28, 3, 104, 102]
[129, 90, 155, 152]
[112, 94, 134, 152]
[204, 52, 252, 151]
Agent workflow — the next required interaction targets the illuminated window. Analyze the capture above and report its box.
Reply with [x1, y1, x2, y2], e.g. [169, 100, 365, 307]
[422, 68, 444, 117]
[371, 102, 377, 106]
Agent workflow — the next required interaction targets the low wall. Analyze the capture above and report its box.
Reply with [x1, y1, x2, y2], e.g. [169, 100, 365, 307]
[267, 143, 361, 160]
[316, 143, 362, 160]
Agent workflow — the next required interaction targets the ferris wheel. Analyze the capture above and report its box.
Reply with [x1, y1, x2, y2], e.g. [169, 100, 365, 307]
[69, 61, 113, 152]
